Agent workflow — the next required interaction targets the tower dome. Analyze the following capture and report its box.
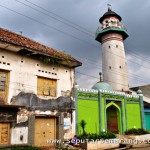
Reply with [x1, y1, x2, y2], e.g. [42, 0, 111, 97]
[99, 7, 121, 23]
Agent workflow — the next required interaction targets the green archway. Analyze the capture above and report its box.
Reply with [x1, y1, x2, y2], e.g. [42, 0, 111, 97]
[106, 102, 122, 134]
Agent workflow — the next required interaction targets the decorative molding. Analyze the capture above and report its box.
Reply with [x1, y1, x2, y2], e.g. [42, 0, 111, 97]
[77, 88, 139, 102]
[77, 92, 98, 100]
[101, 93, 124, 99]
[77, 88, 98, 93]
[126, 97, 139, 103]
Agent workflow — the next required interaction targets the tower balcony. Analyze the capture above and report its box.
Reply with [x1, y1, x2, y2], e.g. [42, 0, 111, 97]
[95, 26, 129, 42]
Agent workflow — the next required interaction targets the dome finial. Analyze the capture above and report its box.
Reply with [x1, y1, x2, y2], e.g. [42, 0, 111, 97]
[99, 72, 103, 82]
[107, 4, 112, 11]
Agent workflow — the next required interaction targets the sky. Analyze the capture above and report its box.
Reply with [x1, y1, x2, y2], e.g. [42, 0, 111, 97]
[0, 0, 150, 89]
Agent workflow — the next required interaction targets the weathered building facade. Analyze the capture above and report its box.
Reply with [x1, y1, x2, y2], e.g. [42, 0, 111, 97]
[0, 28, 81, 147]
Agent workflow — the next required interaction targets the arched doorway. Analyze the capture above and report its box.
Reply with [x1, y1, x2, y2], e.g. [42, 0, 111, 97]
[106, 105, 120, 134]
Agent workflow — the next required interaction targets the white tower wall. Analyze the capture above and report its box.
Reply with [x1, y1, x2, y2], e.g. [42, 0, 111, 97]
[101, 36, 129, 91]
[95, 8, 130, 92]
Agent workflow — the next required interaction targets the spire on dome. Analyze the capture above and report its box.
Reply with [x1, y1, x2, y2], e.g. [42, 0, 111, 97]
[99, 72, 103, 82]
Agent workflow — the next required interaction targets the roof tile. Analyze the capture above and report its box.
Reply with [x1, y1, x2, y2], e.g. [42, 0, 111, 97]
[0, 28, 82, 67]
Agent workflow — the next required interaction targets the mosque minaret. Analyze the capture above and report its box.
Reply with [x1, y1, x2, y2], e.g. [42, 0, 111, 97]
[95, 5, 129, 92]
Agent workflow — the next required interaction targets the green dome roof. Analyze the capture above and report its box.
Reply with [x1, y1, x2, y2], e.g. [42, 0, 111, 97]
[137, 89, 142, 94]
[92, 82, 113, 91]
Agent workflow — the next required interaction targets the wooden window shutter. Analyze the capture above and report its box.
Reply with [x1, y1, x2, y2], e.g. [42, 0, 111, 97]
[50, 80, 56, 97]
[37, 77, 44, 95]
[43, 78, 50, 96]
[0, 123, 10, 145]
[37, 77, 57, 97]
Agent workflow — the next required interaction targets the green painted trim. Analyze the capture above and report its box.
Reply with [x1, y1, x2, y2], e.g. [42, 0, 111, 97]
[101, 97, 105, 131]
[104, 99, 107, 132]
[106, 101, 121, 110]
[95, 27, 129, 41]
[77, 97, 98, 100]
[101, 93, 124, 99]
[98, 91, 102, 133]
[104, 98, 124, 101]
[126, 102, 139, 104]
[126, 98, 139, 103]
[77, 92, 98, 100]
[75, 88, 78, 135]
[121, 101, 124, 134]
[124, 96, 128, 131]
[139, 95, 146, 129]
[96, 27, 128, 37]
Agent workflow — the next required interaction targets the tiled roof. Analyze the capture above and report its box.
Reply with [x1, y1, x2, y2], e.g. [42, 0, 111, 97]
[0, 28, 82, 67]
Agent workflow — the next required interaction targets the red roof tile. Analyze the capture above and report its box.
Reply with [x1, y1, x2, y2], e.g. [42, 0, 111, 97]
[0, 28, 82, 67]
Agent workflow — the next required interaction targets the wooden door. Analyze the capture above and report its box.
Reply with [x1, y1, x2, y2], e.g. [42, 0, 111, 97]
[107, 106, 119, 133]
[34, 118, 56, 146]
[0, 123, 10, 145]
[0, 71, 9, 104]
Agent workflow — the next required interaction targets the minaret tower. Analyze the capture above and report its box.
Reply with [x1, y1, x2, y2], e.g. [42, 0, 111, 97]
[95, 5, 129, 91]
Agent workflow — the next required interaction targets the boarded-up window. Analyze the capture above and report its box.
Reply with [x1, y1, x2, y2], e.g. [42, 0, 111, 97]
[0, 123, 10, 145]
[37, 77, 57, 97]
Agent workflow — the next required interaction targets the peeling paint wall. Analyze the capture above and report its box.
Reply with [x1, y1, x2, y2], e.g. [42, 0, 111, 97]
[63, 111, 76, 139]
[11, 127, 28, 144]
[0, 48, 76, 145]
[15, 106, 74, 142]
[12, 93, 75, 112]
[0, 49, 74, 103]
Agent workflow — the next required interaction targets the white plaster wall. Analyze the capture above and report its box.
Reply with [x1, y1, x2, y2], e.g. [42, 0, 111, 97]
[63, 110, 76, 139]
[0, 49, 74, 103]
[102, 40, 129, 91]
[72, 110, 76, 136]
[11, 127, 28, 144]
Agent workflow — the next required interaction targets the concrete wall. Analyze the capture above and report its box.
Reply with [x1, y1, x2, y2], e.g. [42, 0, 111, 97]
[0, 49, 74, 103]
[11, 127, 28, 144]
[78, 99, 99, 134]
[126, 104, 141, 129]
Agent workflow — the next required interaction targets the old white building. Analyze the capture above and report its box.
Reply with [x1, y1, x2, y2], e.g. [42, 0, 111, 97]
[0, 28, 81, 147]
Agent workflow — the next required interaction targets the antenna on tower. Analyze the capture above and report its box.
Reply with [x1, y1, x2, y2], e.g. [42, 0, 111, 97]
[107, 4, 112, 11]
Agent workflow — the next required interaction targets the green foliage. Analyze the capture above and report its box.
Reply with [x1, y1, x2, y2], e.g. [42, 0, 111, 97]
[99, 132, 116, 139]
[125, 128, 149, 135]
[11, 146, 41, 150]
[78, 132, 116, 140]
[79, 120, 87, 135]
